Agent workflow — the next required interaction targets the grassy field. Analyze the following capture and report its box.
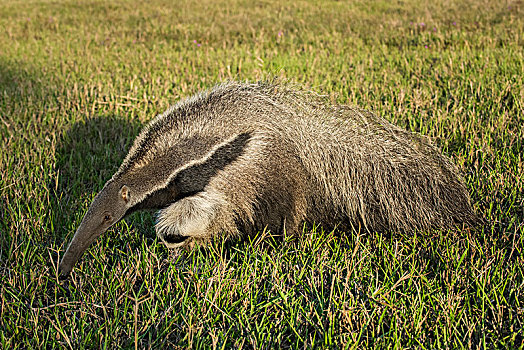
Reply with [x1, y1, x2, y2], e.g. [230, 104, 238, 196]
[1, 0, 523, 348]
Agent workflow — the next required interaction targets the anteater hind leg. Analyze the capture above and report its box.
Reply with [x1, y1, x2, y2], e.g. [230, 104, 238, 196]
[155, 191, 231, 248]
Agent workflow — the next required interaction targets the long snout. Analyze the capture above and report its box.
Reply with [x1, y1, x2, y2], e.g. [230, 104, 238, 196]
[58, 216, 106, 277]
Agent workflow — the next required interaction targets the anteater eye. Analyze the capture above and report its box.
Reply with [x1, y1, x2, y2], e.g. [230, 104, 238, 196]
[104, 214, 112, 222]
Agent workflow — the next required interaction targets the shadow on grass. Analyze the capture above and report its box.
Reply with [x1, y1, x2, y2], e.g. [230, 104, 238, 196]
[0, 58, 41, 101]
[49, 113, 173, 283]
[51, 114, 147, 239]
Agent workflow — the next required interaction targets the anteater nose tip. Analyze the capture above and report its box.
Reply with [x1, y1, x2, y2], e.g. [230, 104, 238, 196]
[57, 264, 71, 280]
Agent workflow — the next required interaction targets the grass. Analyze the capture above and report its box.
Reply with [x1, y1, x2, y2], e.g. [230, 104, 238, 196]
[1, 0, 523, 348]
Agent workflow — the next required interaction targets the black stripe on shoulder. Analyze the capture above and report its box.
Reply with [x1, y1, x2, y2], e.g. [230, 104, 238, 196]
[173, 132, 252, 196]
[126, 132, 252, 214]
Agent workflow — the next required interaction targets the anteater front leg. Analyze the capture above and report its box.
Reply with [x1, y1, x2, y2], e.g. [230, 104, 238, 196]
[154, 190, 234, 248]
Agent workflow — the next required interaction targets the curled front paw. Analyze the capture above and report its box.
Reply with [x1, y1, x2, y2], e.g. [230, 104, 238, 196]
[155, 192, 221, 248]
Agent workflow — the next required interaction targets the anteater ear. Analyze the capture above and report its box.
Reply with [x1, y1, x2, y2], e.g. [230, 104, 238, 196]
[120, 185, 130, 203]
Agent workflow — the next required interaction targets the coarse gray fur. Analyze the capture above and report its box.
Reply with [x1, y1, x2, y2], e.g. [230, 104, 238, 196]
[58, 80, 479, 276]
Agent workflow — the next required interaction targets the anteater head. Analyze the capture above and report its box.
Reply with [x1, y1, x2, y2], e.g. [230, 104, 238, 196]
[57, 115, 252, 277]
[58, 181, 133, 276]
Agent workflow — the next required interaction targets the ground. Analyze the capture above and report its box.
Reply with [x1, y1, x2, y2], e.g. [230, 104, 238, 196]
[0, 0, 523, 348]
